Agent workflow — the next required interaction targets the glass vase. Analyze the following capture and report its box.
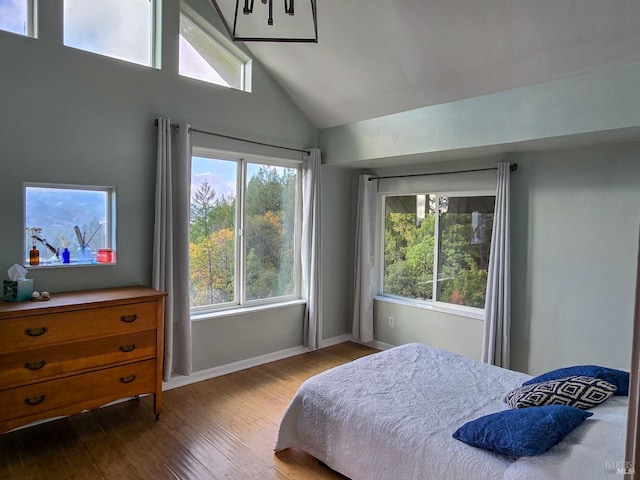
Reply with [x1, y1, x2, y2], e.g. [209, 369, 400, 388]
[77, 245, 92, 263]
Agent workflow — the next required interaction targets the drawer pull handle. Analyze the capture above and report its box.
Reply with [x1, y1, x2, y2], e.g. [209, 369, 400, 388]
[120, 314, 137, 323]
[25, 360, 46, 370]
[119, 344, 136, 353]
[25, 327, 47, 337]
[120, 374, 137, 384]
[24, 395, 46, 406]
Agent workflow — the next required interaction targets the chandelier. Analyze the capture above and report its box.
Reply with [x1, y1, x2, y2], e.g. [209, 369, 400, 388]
[210, 0, 318, 43]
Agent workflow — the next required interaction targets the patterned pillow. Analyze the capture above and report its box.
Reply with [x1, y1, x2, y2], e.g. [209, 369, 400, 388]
[504, 375, 617, 409]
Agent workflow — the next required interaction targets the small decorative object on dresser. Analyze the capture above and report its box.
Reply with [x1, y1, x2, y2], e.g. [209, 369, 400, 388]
[0, 286, 165, 434]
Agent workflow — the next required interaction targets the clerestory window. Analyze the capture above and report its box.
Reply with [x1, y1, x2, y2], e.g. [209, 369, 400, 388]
[179, 7, 251, 91]
[63, 0, 160, 68]
[0, 0, 37, 37]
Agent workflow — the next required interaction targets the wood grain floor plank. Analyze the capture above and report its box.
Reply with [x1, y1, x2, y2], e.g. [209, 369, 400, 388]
[0, 342, 378, 480]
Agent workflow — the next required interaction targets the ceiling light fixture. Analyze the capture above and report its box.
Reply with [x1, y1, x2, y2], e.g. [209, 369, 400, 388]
[210, 0, 318, 43]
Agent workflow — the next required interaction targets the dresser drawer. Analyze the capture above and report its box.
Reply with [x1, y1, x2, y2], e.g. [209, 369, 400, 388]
[0, 330, 156, 390]
[0, 302, 157, 353]
[0, 359, 156, 424]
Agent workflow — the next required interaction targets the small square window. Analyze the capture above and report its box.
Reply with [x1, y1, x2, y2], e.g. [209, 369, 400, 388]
[63, 0, 158, 67]
[24, 184, 116, 267]
[0, 0, 36, 37]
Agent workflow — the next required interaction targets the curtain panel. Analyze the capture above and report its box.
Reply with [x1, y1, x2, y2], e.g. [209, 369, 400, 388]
[302, 148, 322, 349]
[153, 118, 193, 381]
[481, 162, 512, 368]
[352, 175, 378, 343]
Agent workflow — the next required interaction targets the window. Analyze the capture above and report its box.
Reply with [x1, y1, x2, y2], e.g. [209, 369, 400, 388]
[179, 9, 250, 91]
[190, 150, 300, 312]
[382, 193, 494, 310]
[63, 0, 159, 67]
[0, 0, 36, 37]
[24, 184, 116, 266]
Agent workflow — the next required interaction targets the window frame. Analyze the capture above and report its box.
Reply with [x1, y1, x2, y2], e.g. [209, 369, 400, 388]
[179, 4, 252, 92]
[189, 147, 302, 317]
[377, 189, 495, 318]
[0, 0, 37, 37]
[62, 0, 161, 69]
[23, 182, 117, 268]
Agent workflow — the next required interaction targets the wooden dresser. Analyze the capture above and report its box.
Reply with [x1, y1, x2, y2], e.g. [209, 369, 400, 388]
[0, 286, 165, 434]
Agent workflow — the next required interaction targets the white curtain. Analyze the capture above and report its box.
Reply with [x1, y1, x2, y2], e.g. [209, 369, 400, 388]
[352, 175, 378, 343]
[302, 148, 322, 349]
[153, 118, 193, 381]
[482, 162, 511, 368]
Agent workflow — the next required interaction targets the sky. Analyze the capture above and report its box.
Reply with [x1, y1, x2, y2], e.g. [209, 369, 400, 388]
[192, 156, 237, 201]
[63, 0, 152, 65]
[0, 0, 27, 34]
[191, 158, 294, 204]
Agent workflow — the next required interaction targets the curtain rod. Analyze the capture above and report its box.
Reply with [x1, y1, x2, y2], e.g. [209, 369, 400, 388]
[367, 163, 518, 182]
[153, 119, 309, 155]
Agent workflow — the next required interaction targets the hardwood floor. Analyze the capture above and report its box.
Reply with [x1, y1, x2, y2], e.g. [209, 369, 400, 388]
[0, 342, 379, 480]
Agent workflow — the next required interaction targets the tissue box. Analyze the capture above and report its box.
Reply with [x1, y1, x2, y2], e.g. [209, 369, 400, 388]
[3, 279, 34, 302]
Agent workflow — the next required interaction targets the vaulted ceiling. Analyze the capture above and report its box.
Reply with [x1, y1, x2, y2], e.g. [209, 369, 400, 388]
[226, 0, 640, 129]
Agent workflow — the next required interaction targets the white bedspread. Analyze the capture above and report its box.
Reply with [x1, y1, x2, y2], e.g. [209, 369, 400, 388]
[275, 343, 628, 480]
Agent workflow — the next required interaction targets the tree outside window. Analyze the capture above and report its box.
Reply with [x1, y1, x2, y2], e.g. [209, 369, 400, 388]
[189, 154, 300, 311]
[383, 194, 494, 309]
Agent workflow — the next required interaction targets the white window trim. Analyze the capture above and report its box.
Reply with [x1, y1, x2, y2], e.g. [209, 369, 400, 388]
[376, 189, 494, 318]
[189, 147, 302, 317]
[191, 298, 307, 322]
[374, 295, 484, 321]
[27, 0, 37, 37]
[152, 0, 162, 68]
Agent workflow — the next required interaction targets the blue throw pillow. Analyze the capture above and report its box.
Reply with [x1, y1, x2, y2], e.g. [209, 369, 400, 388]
[452, 405, 593, 457]
[523, 365, 629, 396]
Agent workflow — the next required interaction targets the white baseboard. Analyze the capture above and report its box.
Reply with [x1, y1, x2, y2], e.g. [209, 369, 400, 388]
[319, 334, 352, 348]
[370, 340, 396, 350]
[348, 338, 396, 351]
[164, 344, 310, 391]
[163, 334, 363, 391]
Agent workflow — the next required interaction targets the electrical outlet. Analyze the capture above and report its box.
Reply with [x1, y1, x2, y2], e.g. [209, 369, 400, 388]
[388, 316, 395, 328]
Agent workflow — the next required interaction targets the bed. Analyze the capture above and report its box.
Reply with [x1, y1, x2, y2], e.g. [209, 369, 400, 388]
[275, 343, 628, 480]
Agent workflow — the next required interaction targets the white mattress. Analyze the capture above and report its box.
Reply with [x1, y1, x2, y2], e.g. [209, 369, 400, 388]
[275, 343, 628, 480]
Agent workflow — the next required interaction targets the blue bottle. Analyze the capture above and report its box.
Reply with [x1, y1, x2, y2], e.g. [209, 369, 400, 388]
[62, 248, 70, 264]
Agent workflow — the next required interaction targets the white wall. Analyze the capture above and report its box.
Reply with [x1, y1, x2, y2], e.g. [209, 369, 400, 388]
[0, 0, 354, 372]
[319, 62, 640, 167]
[368, 144, 639, 374]
[510, 143, 638, 374]
[374, 300, 484, 360]
[319, 63, 640, 375]
[321, 165, 358, 341]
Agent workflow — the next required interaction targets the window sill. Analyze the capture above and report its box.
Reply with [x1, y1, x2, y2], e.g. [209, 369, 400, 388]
[191, 299, 307, 322]
[25, 262, 116, 269]
[374, 295, 484, 321]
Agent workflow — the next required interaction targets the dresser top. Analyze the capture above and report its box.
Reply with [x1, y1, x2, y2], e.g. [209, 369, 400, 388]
[0, 286, 166, 319]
